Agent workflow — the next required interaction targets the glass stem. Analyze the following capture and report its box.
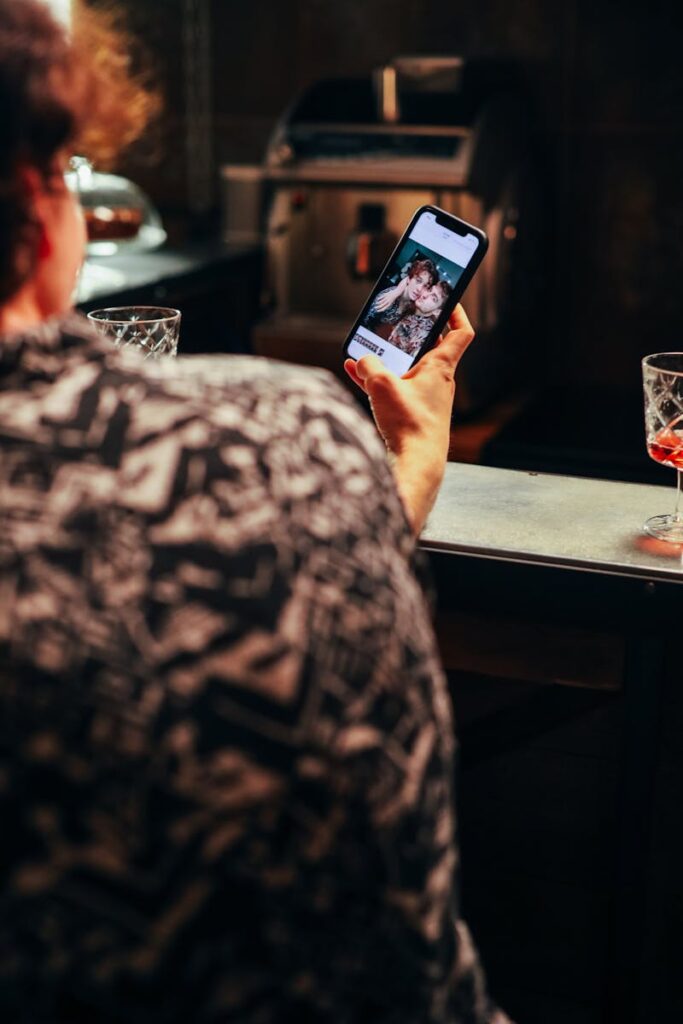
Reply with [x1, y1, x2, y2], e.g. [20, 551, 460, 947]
[676, 469, 683, 521]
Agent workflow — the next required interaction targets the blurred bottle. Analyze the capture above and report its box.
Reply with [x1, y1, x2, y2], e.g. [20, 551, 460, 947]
[346, 203, 397, 281]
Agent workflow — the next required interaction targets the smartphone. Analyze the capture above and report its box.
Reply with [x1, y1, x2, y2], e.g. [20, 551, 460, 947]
[343, 205, 488, 375]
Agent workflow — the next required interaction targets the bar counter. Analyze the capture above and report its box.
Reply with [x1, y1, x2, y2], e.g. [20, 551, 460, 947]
[422, 461, 683, 584]
[421, 462, 683, 1024]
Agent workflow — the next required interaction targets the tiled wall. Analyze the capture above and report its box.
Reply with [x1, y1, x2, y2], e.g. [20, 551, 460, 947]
[117, 0, 682, 391]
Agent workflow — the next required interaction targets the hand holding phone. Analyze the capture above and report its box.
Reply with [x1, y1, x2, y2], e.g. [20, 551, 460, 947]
[343, 205, 487, 376]
[344, 304, 475, 535]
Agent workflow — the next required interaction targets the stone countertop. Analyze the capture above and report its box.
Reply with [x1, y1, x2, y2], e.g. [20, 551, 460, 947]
[421, 462, 683, 584]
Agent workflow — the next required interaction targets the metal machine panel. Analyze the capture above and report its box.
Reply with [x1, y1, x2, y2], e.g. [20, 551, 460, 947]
[246, 57, 549, 413]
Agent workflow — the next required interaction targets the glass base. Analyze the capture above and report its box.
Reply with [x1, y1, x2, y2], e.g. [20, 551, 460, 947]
[644, 514, 683, 543]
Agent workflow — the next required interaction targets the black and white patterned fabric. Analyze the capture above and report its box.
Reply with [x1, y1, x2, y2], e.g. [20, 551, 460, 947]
[0, 314, 506, 1023]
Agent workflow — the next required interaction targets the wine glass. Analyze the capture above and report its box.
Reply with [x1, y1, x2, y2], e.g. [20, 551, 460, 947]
[642, 352, 683, 541]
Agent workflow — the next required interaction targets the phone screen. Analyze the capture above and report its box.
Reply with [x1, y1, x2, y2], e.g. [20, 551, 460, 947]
[345, 209, 483, 375]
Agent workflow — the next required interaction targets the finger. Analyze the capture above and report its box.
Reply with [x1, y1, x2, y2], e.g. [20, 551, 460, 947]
[429, 304, 474, 348]
[425, 329, 473, 376]
[428, 305, 475, 369]
[343, 358, 367, 392]
[448, 304, 473, 335]
[354, 356, 401, 405]
[354, 354, 388, 383]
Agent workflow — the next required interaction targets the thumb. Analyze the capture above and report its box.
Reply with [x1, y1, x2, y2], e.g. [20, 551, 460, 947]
[427, 304, 475, 371]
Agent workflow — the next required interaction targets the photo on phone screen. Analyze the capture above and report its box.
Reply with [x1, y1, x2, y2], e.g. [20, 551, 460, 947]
[344, 207, 486, 376]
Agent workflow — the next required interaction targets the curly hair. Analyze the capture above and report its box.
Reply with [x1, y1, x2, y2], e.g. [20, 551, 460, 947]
[0, 0, 160, 304]
[406, 257, 438, 286]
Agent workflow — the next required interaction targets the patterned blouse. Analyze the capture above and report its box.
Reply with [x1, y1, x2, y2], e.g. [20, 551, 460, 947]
[388, 312, 438, 356]
[0, 314, 508, 1024]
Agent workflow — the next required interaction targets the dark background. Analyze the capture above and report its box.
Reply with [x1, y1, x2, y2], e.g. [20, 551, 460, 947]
[113, 0, 683, 402]
[81, 5, 683, 1020]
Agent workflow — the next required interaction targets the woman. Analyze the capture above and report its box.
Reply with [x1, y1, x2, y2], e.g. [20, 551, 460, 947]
[366, 255, 437, 327]
[0, 3, 509, 1023]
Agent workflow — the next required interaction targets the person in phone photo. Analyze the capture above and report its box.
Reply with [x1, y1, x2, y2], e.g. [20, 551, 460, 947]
[366, 255, 437, 328]
[388, 278, 453, 355]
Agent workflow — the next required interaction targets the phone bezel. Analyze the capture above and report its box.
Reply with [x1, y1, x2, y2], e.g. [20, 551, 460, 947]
[342, 204, 488, 372]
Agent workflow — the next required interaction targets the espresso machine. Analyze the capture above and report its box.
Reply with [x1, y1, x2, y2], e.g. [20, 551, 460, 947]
[248, 56, 550, 412]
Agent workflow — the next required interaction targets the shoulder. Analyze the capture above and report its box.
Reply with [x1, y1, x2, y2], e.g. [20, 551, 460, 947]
[51, 314, 389, 468]
[132, 352, 391, 483]
[50, 317, 409, 537]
